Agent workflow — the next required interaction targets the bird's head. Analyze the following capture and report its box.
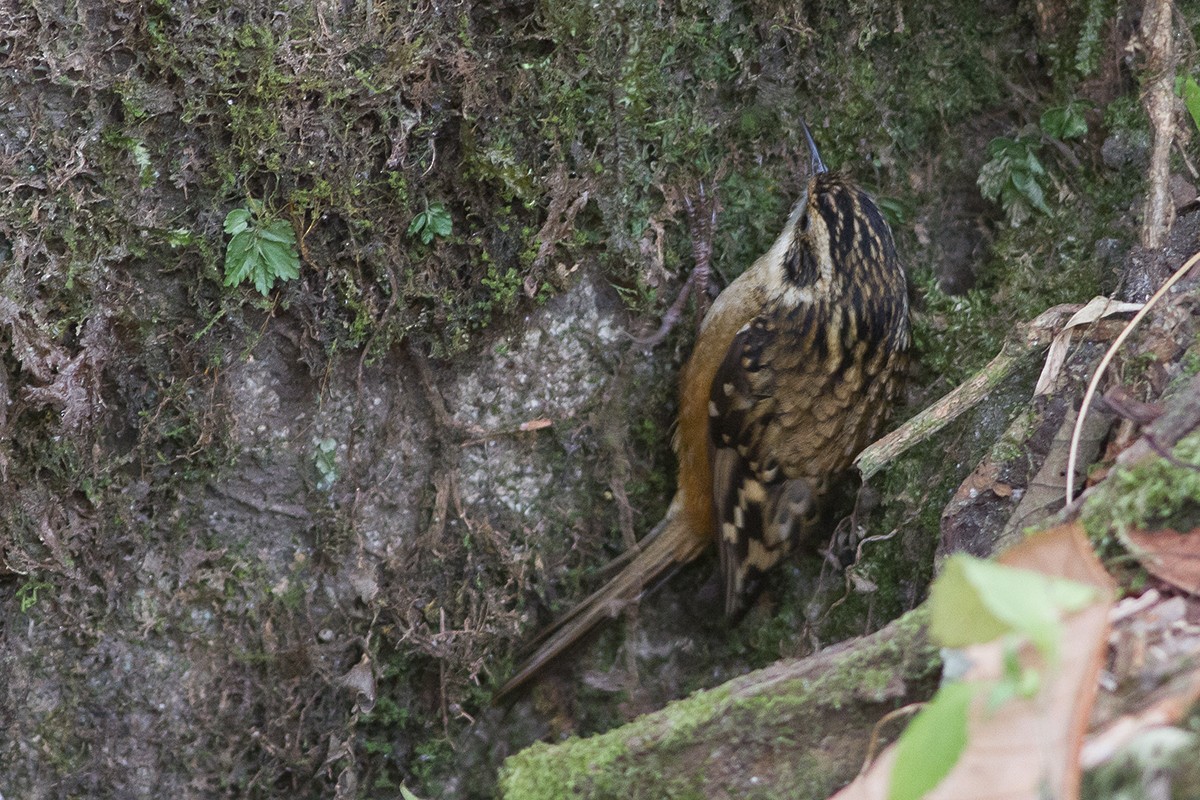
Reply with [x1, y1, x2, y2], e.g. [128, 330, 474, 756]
[781, 124, 900, 301]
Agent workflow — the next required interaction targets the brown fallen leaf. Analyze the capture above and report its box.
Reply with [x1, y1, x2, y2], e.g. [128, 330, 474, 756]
[831, 522, 1115, 800]
[1122, 526, 1200, 595]
[338, 653, 377, 714]
[1083, 663, 1200, 768]
[1034, 297, 1142, 397]
[1097, 385, 1165, 427]
[997, 407, 1111, 554]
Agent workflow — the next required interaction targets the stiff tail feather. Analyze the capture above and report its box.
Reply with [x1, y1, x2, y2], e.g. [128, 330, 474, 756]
[495, 511, 702, 700]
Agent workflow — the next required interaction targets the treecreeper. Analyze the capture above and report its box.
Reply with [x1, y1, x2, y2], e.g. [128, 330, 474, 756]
[497, 126, 911, 698]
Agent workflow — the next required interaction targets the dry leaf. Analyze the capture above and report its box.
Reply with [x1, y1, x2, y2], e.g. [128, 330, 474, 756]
[1034, 297, 1141, 397]
[998, 407, 1111, 553]
[1098, 385, 1164, 426]
[832, 522, 1114, 800]
[1082, 664, 1200, 768]
[338, 653, 377, 713]
[1122, 526, 1200, 595]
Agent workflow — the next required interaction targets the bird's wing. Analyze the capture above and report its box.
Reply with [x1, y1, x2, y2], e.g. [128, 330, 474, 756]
[709, 313, 829, 618]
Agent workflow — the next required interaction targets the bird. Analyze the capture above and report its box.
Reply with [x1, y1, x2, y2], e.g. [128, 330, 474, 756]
[496, 124, 911, 699]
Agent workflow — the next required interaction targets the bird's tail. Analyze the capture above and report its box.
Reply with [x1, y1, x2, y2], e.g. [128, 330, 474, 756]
[495, 507, 703, 700]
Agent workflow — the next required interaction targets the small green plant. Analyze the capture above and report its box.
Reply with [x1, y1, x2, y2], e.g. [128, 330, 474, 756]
[875, 195, 912, 229]
[223, 201, 300, 295]
[313, 437, 338, 491]
[165, 228, 198, 248]
[16, 579, 53, 613]
[103, 130, 156, 187]
[1040, 102, 1089, 141]
[407, 201, 453, 244]
[977, 135, 1051, 226]
[480, 264, 522, 315]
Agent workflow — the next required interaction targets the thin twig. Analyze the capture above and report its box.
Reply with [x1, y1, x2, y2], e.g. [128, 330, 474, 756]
[1065, 249, 1200, 502]
[860, 702, 925, 774]
[854, 304, 1084, 481]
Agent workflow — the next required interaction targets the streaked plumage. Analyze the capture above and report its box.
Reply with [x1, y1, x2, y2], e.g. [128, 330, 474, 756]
[497, 130, 910, 698]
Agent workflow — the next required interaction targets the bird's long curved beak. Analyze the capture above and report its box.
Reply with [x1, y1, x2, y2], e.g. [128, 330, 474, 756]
[801, 121, 828, 175]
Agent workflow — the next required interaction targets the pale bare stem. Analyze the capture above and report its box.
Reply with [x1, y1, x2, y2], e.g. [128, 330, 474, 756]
[861, 703, 925, 774]
[1140, 0, 1177, 250]
[1066, 250, 1200, 501]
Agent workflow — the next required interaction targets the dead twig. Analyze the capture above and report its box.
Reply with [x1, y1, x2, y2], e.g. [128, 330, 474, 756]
[854, 303, 1084, 481]
[1065, 249, 1200, 502]
[860, 703, 924, 774]
[406, 340, 485, 438]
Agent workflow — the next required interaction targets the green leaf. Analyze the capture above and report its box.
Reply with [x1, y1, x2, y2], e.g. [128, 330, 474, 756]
[131, 142, 152, 181]
[165, 228, 195, 248]
[929, 555, 1096, 658]
[876, 196, 910, 227]
[224, 231, 255, 286]
[986, 136, 1017, 159]
[1020, 175, 1051, 216]
[1024, 149, 1047, 177]
[408, 202, 452, 244]
[976, 160, 1006, 202]
[889, 682, 973, 800]
[222, 205, 301, 295]
[407, 212, 428, 238]
[978, 136, 1053, 225]
[1041, 104, 1088, 140]
[258, 220, 297, 244]
[1175, 75, 1200, 133]
[260, 238, 300, 282]
[251, 242, 273, 295]
[224, 208, 251, 235]
[428, 203, 453, 237]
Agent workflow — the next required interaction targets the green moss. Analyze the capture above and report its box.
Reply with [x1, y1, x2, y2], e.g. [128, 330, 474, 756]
[991, 408, 1036, 464]
[1182, 337, 1200, 379]
[34, 703, 91, 777]
[912, 275, 1007, 385]
[499, 609, 936, 800]
[1083, 430, 1200, 540]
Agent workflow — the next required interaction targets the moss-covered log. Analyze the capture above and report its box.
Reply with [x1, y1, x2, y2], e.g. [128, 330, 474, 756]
[499, 610, 937, 800]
